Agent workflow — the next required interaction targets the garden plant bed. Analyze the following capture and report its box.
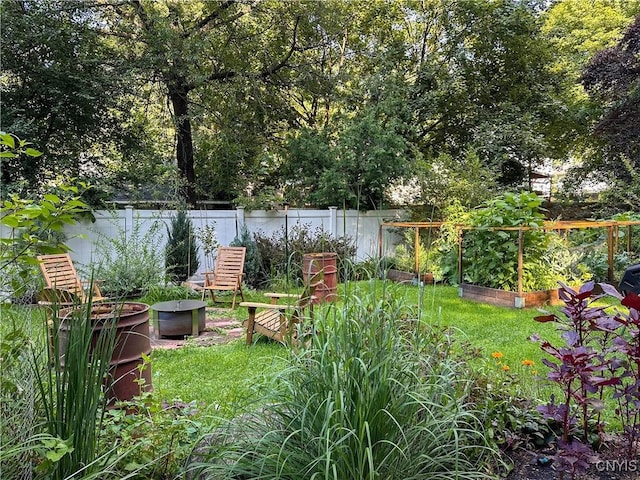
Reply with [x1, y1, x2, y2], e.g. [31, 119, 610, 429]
[459, 283, 564, 308]
[505, 437, 639, 480]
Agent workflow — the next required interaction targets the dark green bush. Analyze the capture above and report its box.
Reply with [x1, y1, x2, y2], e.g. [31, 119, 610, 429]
[253, 222, 355, 286]
[230, 224, 263, 288]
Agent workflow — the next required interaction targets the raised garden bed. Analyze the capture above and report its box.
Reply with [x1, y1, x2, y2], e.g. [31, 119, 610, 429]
[459, 283, 563, 309]
[386, 268, 416, 283]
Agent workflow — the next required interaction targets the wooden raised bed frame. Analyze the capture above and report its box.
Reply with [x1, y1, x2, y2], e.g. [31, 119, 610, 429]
[458, 283, 562, 309]
[379, 219, 640, 308]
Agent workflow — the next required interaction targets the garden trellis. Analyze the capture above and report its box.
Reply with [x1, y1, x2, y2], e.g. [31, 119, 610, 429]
[380, 220, 640, 307]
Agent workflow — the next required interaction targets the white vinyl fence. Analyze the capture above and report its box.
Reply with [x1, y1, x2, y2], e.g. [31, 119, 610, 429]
[60, 206, 404, 274]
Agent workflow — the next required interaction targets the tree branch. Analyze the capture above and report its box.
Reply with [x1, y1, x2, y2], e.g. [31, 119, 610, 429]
[184, 0, 236, 37]
[203, 15, 302, 85]
[259, 16, 301, 79]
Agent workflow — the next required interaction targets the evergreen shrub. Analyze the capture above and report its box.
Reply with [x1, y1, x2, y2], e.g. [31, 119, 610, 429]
[165, 210, 199, 283]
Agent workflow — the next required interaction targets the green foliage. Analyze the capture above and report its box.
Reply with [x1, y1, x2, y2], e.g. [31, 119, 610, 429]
[416, 150, 499, 211]
[30, 298, 119, 479]
[581, 16, 640, 190]
[281, 59, 414, 210]
[349, 255, 395, 282]
[165, 210, 199, 283]
[196, 222, 220, 271]
[393, 229, 444, 280]
[137, 284, 200, 305]
[230, 224, 263, 289]
[253, 222, 356, 287]
[462, 192, 551, 291]
[191, 286, 496, 479]
[90, 212, 166, 297]
[1, 3, 137, 198]
[543, 0, 640, 83]
[0, 306, 45, 478]
[0, 133, 91, 301]
[103, 397, 206, 479]
[410, 0, 566, 184]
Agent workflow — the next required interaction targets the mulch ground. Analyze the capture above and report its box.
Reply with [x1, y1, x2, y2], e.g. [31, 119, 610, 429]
[149, 307, 245, 349]
[505, 437, 639, 480]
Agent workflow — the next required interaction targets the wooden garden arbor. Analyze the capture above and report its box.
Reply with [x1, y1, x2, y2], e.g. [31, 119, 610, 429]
[379, 219, 640, 307]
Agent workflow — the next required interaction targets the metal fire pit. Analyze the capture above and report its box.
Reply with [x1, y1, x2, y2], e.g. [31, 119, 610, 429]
[150, 299, 206, 338]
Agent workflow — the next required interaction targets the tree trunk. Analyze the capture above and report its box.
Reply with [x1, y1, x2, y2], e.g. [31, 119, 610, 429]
[169, 84, 197, 206]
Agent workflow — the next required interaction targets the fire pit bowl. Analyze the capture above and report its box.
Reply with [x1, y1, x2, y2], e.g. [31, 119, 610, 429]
[150, 299, 206, 338]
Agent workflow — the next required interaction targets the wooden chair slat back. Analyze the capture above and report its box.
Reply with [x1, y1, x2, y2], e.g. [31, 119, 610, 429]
[37, 254, 86, 300]
[213, 247, 246, 286]
[202, 246, 246, 309]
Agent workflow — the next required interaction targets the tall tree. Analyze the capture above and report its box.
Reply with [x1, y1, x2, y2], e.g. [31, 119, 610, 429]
[277, 1, 417, 209]
[0, 0, 135, 197]
[582, 15, 640, 181]
[95, 0, 342, 206]
[541, 0, 640, 194]
[409, 0, 565, 187]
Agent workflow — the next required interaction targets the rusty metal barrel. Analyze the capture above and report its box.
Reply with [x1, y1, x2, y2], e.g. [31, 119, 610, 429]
[61, 302, 152, 405]
[303, 252, 338, 303]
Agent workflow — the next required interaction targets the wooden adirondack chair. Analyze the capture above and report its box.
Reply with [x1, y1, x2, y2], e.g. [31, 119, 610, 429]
[37, 253, 105, 304]
[201, 246, 246, 309]
[241, 271, 323, 345]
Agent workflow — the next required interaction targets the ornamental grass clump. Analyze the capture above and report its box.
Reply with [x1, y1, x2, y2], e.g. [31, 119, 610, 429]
[190, 285, 496, 479]
[31, 295, 120, 479]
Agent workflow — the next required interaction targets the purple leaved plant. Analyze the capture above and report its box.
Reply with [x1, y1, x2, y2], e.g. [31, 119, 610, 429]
[535, 282, 640, 478]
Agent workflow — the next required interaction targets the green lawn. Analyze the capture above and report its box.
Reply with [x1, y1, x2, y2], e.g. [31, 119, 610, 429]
[151, 340, 288, 416]
[151, 281, 565, 412]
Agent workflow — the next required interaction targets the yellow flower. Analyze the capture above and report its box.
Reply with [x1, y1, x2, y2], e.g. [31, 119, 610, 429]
[502, 365, 510, 371]
[521, 359, 535, 367]
[491, 351, 504, 359]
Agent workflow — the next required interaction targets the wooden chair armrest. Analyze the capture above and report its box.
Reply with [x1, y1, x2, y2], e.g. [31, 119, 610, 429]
[240, 302, 289, 311]
[264, 292, 301, 299]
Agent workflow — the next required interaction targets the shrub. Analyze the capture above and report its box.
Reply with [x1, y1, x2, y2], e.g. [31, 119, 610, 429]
[190, 285, 495, 479]
[253, 222, 355, 287]
[230, 224, 263, 288]
[165, 210, 199, 283]
[0, 177, 90, 303]
[89, 212, 166, 297]
[462, 192, 549, 291]
[102, 373, 206, 478]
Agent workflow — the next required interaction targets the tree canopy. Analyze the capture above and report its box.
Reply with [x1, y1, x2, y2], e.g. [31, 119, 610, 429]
[2, 0, 640, 211]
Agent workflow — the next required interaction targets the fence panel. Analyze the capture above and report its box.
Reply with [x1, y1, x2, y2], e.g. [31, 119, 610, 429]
[59, 207, 403, 273]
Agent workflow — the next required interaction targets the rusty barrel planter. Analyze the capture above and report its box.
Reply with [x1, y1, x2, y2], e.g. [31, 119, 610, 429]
[61, 302, 152, 405]
[303, 252, 338, 303]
